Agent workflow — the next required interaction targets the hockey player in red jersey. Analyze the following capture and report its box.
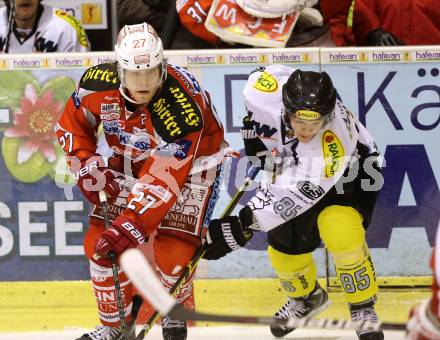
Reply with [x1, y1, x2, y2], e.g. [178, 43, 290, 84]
[55, 22, 226, 340]
[407, 224, 440, 339]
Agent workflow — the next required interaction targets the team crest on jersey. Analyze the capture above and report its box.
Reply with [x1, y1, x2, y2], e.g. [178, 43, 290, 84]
[322, 130, 345, 177]
[253, 71, 278, 92]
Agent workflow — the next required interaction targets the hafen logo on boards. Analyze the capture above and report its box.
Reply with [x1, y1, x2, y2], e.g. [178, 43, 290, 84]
[186, 55, 218, 65]
[12, 58, 49, 68]
[55, 57, 92, 68]
[322, 130, 344, 177]
[272, 52, 305, 63]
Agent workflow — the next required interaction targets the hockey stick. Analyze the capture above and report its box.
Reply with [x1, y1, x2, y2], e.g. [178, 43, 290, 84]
[121, 248, 407, 332]
[134, 165, 260, 339]
[98, 191, 129, 338]
[4, 0, 15, 53]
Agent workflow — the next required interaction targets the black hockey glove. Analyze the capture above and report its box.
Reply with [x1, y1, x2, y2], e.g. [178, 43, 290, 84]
[204, 207, 254, 260]
[367, 28, 404, 46]
[241, 115, 269, 169]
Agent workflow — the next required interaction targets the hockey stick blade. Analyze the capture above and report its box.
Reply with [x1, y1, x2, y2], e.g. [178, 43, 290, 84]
[120, 248, 406, 332]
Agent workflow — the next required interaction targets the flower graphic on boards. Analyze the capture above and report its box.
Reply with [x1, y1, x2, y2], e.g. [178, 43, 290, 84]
[0, 71, 76, 183]
[5, 84, 63, 164]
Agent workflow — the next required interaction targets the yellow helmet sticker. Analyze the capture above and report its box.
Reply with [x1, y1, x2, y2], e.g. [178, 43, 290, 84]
[295, 110, 321, 120]
[253, 71, 278, 92]
[55, 10, 89, 47]
[322, 130, 345, 177]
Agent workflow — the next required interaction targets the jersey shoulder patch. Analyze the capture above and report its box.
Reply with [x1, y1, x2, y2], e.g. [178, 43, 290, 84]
[148, 75, 203, 143]
[168, 64, 202, 96]
[79, 63, 120, 92]
[54, 9, 89, 47]
[252, 70, 279, 92]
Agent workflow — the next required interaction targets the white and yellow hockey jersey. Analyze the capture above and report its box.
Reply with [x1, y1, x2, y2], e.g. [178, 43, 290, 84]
[0, 4, 89, 53]
[243, 64, 379, 232]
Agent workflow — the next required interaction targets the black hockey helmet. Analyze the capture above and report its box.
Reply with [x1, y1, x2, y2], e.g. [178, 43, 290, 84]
[282, 69, 337, 126]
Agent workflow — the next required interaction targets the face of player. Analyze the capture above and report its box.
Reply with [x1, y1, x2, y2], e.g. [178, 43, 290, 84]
[290, 116, 326, 143]
[14, 0, 39, 28]
[123, 66, 161, 105]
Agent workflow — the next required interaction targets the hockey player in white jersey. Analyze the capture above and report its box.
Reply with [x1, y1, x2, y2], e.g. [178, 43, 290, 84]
[0, 0, 90, 53]
[205, 65, 384, 340]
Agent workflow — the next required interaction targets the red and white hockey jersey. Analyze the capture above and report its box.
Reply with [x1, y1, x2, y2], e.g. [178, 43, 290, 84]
[56, 62, 226, 236]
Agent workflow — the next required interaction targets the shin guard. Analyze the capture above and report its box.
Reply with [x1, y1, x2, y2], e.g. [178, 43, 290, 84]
[90, 260, 133, 326]
[318, 205, 378, 304]
[268, 246, 317, 298]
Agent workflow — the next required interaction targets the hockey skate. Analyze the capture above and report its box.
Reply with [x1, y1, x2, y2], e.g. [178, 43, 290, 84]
[162, 315, 187, 340]
[270, 282, 330, 338]
[75, 295, 142, 340]
[349, 299, 384, 340]
[75, 321, 135, 340]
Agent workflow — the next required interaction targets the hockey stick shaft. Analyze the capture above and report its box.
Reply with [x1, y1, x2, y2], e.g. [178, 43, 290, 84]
[135, 166, 260, 339]
[167, 304, 407, 331]
[99, 191, 128, 337]
[4, 0, 15, 53]
[121, 248, 406, 333]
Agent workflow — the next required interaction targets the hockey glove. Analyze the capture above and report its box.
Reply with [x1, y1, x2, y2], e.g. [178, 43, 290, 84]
[95, 216, 146, 257]
[367, 28, 404, 46]
[241, 115, 269, 169]
[407, 300, 440, 340]
[204, 207, 254, 260]
[73, 154, 120, 204]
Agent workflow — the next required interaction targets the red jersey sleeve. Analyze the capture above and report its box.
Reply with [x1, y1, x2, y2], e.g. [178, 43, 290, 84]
[55, 88, 100, 161]
[176, 0, 219, 45]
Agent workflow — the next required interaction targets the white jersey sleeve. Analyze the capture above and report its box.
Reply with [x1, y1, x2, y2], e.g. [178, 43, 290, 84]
[243, 66, 371, 231]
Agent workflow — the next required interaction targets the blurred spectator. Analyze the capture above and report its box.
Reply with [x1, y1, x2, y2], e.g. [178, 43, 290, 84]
[320, 0, 356, 46]
[0, 0, 90, 53]
[118, 0, 333, 49]
[177, 0, 333, 48]
[117, 0, 212, 49]
[353, 0, 440, 46]
[321, 0, 440, 47]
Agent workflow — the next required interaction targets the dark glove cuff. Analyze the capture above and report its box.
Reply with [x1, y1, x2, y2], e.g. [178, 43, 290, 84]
[366, 28, 384, 45]
[239, 206, 254, 231]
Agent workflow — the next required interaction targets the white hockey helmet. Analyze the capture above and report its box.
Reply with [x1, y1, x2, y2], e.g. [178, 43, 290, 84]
[235, 0, 318, 18]
[115, 23, 167, 104]
[115, 22, 164, 71]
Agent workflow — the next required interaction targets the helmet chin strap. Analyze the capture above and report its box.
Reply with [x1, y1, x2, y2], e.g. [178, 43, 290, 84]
[119, 86, 144, 105]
